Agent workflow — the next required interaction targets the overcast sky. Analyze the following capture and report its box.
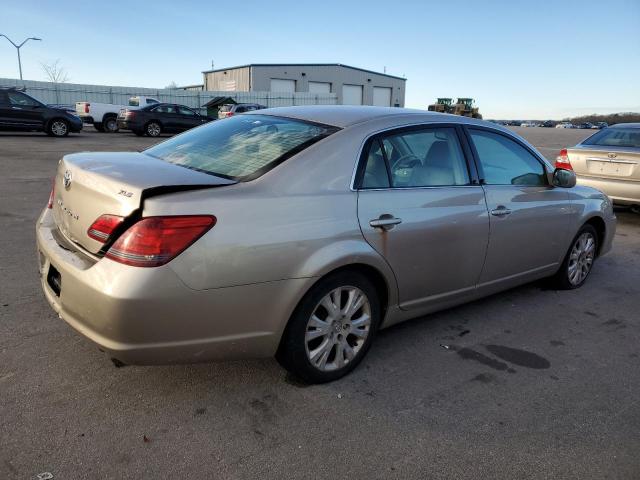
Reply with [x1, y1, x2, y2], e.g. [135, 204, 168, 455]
[1, 0, 638, 119]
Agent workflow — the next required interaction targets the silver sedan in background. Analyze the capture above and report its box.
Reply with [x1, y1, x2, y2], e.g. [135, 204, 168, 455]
[557, 123, 640, 210]
[37, 106, 616, 383]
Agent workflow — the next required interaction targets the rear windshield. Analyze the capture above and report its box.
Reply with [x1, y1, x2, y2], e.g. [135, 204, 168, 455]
[129, 98, 140, 106]
[144, 114, 339, 180]
[219, 104, 233, 112]
[583, 127, 640, 148]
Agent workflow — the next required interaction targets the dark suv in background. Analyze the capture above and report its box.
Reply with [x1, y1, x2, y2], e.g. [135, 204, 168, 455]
[0, 87, 83, 137]
[117, 103, 212, 137]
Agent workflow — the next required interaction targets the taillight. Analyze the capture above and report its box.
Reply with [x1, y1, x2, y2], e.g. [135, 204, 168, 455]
[226, 112, 233, 117]
[555, 148, 573, 170]
[84, 103, 90, 113]
[47, 179, 55, 209]
[105, 216, 216, 267]
[87, 214, 124, 242]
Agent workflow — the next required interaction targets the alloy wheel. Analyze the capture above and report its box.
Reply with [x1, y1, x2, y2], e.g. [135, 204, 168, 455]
[51, 121, 67, 136]
[147, 122, 161, 136]
[567, 232, 596, 285]
[305, 286, 371, 371]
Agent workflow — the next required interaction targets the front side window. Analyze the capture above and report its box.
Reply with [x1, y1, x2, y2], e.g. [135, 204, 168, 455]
[178, 106, 196, 116]
[583, 128, 640, 148]
[361, 127, 470, 188]
[8, 92, 41, 107]
[145, 114, 338, 180]
[469, 129, 547, 186]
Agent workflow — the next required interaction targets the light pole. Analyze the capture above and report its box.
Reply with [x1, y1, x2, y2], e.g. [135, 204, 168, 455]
[0, 34, 42, 80]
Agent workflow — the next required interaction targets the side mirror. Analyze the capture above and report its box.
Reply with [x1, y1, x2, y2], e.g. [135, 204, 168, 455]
[552, 168, 576, 188]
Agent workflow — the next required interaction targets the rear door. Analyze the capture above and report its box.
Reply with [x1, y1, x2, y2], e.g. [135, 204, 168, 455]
[6, 91, 45, 128]
[0, 91, 12, 127]
[356, 124, 489, 310]
[465, 127, 572, 284]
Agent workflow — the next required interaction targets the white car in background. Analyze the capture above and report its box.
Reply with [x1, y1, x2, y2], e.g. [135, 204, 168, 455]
[556, 122, 574, 129]
[75, 96, 159, 133]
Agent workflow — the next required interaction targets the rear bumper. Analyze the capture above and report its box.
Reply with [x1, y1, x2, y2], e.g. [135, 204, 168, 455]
[577, 175, 640, 205]
[117, 120, 136, 131]
[36, 208, 305, 365]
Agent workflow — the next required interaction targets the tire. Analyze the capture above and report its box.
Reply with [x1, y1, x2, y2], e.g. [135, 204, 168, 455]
[277, 271, 381, 384]
[47, 119, 69, 137]
[145, 121, 162, 137]
[103, 115, 119, 133]
[551, 224, 598, 290]
[93, 122, 104, 132]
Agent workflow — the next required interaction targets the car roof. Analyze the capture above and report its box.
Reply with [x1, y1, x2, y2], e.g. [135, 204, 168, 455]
[247, 105, 488, 129]
[608, 123, 640, 129]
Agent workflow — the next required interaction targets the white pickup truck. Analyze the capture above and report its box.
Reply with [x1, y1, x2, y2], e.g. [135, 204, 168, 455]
[75, 96, 160, 132]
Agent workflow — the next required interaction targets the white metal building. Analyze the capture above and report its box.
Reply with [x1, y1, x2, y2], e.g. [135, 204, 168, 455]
[201, 63, 406, 107]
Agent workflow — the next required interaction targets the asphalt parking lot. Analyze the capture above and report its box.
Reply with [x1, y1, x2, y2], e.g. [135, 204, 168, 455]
[1, 126, 639, 479]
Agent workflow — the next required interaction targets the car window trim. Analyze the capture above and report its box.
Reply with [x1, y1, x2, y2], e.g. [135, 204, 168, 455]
[462, 125, 551, 186]
[353, 122, 479, 190]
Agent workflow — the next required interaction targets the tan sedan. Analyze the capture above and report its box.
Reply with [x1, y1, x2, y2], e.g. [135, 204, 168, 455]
[37, 106, 616, 383]
[557, 123, 640, 209]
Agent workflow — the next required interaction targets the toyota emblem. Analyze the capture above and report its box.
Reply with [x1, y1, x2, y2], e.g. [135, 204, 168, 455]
[63, 170, 72, 189]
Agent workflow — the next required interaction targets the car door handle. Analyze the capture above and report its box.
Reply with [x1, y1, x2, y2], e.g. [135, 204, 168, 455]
[490, 206, 512, 217]
[369, 215, 402, 230]
[11, 106, 23, 110]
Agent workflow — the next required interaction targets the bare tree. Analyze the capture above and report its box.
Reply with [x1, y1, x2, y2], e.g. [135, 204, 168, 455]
[165, 81, 179, 89]
[41, 59, 69, 83]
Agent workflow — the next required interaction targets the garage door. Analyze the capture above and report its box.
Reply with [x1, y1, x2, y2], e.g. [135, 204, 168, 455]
[342, 84, 363, 105]
[373, 87, 392, 107]
[308, 81, 331, 94]
[270, 79, 296, 92]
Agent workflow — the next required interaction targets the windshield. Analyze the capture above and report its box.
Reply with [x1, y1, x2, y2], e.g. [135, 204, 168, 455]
[583, 127, 640, 148]
[144, 114, 339, 180]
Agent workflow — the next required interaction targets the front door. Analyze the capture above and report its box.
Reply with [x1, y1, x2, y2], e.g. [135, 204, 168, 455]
[465, 127, 572, 284]
[356, 125, 489, 310]
[177, 106, 207, 131]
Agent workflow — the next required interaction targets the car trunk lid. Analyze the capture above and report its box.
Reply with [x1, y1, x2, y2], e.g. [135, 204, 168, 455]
[52, 152, 234, 254]
[567, 145, 640, 181]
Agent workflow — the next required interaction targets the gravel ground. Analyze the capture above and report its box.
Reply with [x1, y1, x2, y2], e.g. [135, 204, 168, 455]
[1, 126, 638, 480]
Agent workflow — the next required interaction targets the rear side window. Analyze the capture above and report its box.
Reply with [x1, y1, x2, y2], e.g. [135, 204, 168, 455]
[146, 98, 158, 105]
[361, 127, 470, 188]
[583, 128, 640, 148]
[8, 92, 41, 107]
[145, 114, 339, 181]
[469, 129, 547, 186]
